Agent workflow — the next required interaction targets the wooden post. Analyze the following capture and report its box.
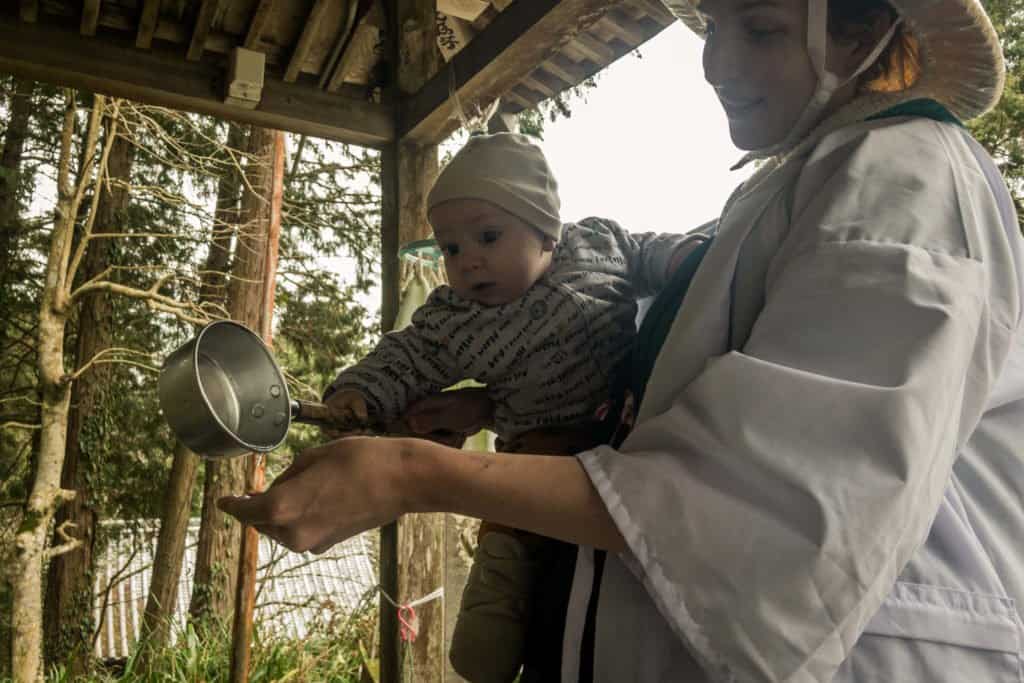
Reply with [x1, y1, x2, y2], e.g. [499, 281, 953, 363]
[229, 129, 285, 683]
[380, 143, 445, 683]
[380, 1, 444, 681]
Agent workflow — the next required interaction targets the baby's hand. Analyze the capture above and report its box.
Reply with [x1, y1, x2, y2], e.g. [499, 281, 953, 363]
[325, 390, 369, 430]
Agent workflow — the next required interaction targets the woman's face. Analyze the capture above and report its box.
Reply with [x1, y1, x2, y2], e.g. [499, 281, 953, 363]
[700, 0, 820, 150]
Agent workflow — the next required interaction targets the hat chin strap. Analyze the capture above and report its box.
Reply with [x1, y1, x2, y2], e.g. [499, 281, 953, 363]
[734, 0, 902, 167]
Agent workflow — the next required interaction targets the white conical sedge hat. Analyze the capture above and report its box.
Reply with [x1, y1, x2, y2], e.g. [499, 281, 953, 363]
[661, 0, 1005, 123]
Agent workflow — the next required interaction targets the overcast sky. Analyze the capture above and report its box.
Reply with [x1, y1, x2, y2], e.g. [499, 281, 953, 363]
[538, 22, 751, 234]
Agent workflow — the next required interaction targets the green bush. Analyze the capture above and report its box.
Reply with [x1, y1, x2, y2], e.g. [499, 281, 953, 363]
[42, 600, 376, 683]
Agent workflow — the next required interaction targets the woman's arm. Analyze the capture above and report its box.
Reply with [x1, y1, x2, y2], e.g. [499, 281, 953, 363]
[218, 436, 626, 555]
[413, 441, 627, 551]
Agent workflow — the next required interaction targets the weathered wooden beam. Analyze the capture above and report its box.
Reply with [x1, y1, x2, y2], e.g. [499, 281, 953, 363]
[112, 9, 283, 62]
[20, 0, 39, 22]
[135, 0, 160, 48]
[597, 13, 647, 47]
[41, 0, 284, 61]
[0, 15, 393, 147]
[322, 32, 362, 93]
[501, 87, 536, 110]
[629, 0, 677, 26]
[187, 0, 218, 61]
[318, 0, 360, 89]
[520, 71, 558, 97]
[401, 0, 629, 143]
[540, 53, 589, 85]
[81, 0, 101, 36]
[244, 0, 275, 49]
[571, 31, 618, 63]
[560, 41, 593, 65]
[323, 2, 380, 93]
[284, 0, 331, 82]
[439, 0, 489, 22]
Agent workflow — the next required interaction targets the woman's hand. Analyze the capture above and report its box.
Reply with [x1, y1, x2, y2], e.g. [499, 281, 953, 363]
[219, 430, 626, 554]
[218, 437, 416, 554]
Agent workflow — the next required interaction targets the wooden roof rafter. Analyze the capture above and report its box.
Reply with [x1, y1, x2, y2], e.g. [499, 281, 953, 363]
[284, 0, 332, 82]
[571, 31, 619, 64]
[136, 0, 161, 49]
[402, 0, 609, 142]
[629, 0, 677, 25]
[0, 14, 393, 146]
[187, 0, 220, 61]
[81, 0, 101, 36]
[501, 87, 537, 110]
[66, 4, 285, 63]
[401, 0, 674, 144]
[597, 11, 648, 47]
[318, 0, 361, 90]
[540, 53, 589, 86]
[20, 0, 38, 23]
[1, 0, 676, 148]
[244, 0, 276, 49]
[520, 71, 559, 98]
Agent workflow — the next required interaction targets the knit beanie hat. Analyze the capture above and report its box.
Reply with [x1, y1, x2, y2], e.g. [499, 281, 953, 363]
[427, 133, 563, 240]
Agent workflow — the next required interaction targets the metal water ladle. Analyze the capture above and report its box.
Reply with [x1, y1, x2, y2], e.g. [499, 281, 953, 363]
[158, 320, 364, 458]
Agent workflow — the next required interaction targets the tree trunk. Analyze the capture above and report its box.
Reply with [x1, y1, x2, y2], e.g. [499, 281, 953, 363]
[0, 78, 33, 278]
[11, 289, 72, 683]
[41, 125, 134, 676]
[137, 440, 200, 647]
[0, 77, 34, 321]
[139, 123, 246, 658]
[229, 128, 284, 683]
[189, 125, 276, 627]
[10, 92, 106, 683]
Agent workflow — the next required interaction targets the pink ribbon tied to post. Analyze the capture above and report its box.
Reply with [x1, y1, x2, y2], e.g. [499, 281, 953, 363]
[398, 604, 419, 642]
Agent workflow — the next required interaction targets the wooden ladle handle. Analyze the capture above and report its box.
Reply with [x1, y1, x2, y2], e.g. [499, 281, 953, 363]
[290, 399, 333, 427]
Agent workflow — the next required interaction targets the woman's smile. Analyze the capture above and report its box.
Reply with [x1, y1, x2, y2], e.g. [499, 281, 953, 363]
[719, 95, 765, 118]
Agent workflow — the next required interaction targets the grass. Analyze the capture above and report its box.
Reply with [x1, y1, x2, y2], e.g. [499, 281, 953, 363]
[39, 603, 377, 683]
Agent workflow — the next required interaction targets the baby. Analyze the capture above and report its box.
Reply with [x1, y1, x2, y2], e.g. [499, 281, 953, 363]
[325, 132, 705, 681]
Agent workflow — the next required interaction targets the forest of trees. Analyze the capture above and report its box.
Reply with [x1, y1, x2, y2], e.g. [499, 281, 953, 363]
[0, 84, 382, 682]
[0, 0, 1020, 678]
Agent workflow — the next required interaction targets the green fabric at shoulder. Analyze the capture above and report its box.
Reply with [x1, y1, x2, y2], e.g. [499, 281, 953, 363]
[866, 98, 964, 127]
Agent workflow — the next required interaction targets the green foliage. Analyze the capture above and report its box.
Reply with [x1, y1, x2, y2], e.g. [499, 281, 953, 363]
[282, 136, 381, 283]
[969, 0, 1024, 226]
[37, 599, 375, 682]
[516, 76, 600, 140]
[80, 379, 178, 520]
[273, 272, 376, 464]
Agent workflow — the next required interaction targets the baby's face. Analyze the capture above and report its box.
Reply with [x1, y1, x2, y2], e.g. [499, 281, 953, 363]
[430, 199, 555, 306]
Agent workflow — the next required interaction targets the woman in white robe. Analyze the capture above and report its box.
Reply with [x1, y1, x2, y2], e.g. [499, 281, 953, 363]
[220, 0, 1024, 679]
